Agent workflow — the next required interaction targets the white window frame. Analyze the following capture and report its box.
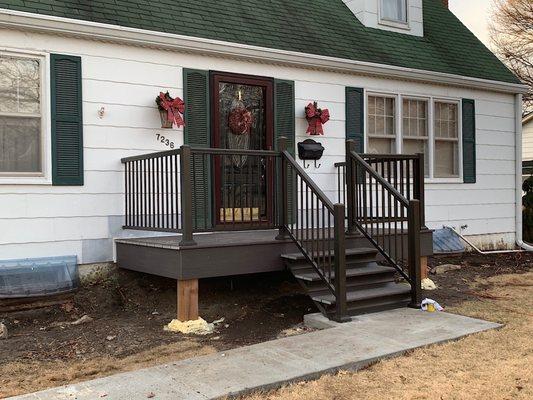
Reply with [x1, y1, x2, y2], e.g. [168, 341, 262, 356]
[365, 92, 399, 154]
[379, 0, 410, 30]
[431, 98, 463, 182]
[0, 49, 51, 185]
[401, 96, 430, 177]
[364, 90, 463, 183]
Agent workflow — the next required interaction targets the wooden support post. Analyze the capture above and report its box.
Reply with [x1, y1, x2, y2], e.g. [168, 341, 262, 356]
[420, 256, 429, 280]
[179, 145, 197, 247]
[408, 199, 422, 308]
[276, 136, 291, 240]
[333, 203, 350, 322]
[345, 140, 357, 235]
[177, 279, 199, 321]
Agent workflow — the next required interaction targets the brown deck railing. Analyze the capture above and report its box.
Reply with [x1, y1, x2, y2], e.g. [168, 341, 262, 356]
[278, 138, 348, 321]
[122, 149, 182, 233]
[335, 151, 425, 227]
[122, 138, 423, 313]
[345, 141, 422, 306]
[122, 146, 281, 245]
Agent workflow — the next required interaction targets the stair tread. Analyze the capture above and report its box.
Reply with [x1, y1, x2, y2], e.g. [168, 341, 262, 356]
[312, 283, 411, 305]
[281, 247, 377, 261]
[292, 264, 395, 282]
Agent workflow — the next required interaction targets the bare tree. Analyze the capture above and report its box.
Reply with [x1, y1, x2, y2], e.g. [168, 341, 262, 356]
[490, 0, 533, 114]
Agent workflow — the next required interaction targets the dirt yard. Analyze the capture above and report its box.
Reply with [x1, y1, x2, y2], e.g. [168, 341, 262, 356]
[243, 252, 533, 400]
[1, 253, 532, 399]
[0, 268, 315, 398]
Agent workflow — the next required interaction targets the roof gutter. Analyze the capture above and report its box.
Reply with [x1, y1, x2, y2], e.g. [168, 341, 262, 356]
[0, 8, 529, 95]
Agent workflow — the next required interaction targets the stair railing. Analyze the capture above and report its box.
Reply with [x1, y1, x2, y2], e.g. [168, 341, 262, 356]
[345, 140, 422, 307]
[277, 137, 348, 321]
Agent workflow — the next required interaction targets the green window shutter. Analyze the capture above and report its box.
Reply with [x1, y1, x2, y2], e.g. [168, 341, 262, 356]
[346, 87, 364, 153]
[51, 54, 83, 186]
[274, 79, 295, 223]
[462, 99, 476, 183]
[183, 68, 211, 228]
[274, 79, 295, 154]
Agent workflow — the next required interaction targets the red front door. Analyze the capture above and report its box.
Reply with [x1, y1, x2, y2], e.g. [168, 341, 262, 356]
[211, 72, 274, 227]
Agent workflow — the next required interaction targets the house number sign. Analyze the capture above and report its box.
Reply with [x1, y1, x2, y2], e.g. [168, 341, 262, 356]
[155, 133, 175, 149]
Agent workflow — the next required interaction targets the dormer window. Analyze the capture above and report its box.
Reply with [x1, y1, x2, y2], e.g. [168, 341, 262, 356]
[342, 0, 422, 37]
[381, 0, 408, 24]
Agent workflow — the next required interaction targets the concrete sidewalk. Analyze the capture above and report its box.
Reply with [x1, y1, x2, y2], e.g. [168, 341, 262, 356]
[11, 309, 500, 400]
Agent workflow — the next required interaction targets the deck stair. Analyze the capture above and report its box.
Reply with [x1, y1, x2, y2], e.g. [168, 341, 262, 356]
[281, 247, 411, 317]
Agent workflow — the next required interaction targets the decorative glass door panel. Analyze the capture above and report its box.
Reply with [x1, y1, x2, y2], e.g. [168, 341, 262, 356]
[212, 73, 274, 226]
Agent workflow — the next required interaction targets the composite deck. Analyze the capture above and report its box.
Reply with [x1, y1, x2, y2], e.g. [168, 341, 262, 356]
[116, 228, 433, 280]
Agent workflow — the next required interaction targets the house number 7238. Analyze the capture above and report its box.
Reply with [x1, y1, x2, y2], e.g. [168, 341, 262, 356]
[155, 134, 175, 149]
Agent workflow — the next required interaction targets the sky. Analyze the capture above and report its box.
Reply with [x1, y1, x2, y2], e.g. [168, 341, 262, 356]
[449, 0, 495, 48]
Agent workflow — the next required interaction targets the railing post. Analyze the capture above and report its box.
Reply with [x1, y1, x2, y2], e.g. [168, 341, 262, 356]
[276, 136, 291, 240]
[333, 203, 349, 322]
[179, 145, 197, 247]
[408, 199, 422, 308]
[345, 140, 357, 234]
[414, 153, 425, 227]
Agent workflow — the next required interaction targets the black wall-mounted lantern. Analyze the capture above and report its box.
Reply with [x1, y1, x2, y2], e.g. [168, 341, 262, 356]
[297, 139, 324, 168]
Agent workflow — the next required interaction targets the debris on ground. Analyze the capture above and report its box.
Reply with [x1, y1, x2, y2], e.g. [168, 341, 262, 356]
[421, 298, 444, 312]
[0, 322, 7, 339]
[106, 335, 116, 341]
[431, 264, 462, 274]
[165, 318, 214, 335]
[421, 278, 437, 290]
[71, 315, 93, 326]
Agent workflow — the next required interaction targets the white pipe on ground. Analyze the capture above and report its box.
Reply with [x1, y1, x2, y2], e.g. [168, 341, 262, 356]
[443, 225, 522, 255]
[515, 93, 533, 251]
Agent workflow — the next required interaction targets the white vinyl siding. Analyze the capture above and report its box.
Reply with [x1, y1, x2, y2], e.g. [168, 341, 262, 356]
[0, 28, 520, 263]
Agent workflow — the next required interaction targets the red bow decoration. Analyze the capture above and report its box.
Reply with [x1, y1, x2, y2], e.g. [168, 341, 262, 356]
[156, 92, 185, 128]
[305, 101, 330, 135]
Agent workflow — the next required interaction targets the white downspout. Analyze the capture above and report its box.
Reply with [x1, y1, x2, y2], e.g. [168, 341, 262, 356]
[515, 93, 533, 251]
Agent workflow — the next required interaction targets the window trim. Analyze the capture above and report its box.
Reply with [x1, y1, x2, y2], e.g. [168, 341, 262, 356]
[0, 49, 51, 185]
[379, 0, 410, 30]
[364, 91, 464, 183]
[401, 96, 429, 177]
[432, 98, 462, 181]
[365, 92, 398, 154]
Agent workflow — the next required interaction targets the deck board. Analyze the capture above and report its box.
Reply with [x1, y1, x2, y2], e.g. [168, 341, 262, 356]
[115, 229, 288, 250]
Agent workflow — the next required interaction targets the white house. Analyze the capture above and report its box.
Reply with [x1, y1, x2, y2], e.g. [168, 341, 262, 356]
[523, 112, 533, 163]
[0, 0, 529, 319]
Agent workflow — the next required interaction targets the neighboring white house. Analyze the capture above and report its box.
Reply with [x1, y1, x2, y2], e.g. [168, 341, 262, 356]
[0, 0, 528, 265]
[523, 113, 533, 162]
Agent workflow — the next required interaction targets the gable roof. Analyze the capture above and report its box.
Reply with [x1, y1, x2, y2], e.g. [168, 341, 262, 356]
[0, 0, 520, 85]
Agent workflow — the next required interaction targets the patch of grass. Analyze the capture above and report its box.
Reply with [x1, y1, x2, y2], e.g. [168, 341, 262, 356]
[243, 272, 533, 400]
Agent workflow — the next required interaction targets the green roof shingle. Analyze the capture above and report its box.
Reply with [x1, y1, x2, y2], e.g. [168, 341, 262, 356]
[0, 0, 520, 84]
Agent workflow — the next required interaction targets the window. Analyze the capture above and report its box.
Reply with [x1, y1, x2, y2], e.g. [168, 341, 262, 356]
[402, 98, 429, 176]
[434, 102, 459, 177]
[381, 0, 408, 23]
[0, 54, 42, 176]
[365, 93, 462, 181]
[367, 95, 396, 154]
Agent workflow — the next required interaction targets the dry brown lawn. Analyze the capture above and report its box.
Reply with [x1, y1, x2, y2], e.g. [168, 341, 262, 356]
[243, 271, 533, 400]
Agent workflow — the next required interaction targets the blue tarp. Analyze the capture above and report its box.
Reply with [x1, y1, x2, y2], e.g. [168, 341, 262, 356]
[433, 227, 466, 254]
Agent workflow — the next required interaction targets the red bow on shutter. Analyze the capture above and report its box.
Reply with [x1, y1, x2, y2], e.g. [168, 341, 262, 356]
[158, 92, 185, 128]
